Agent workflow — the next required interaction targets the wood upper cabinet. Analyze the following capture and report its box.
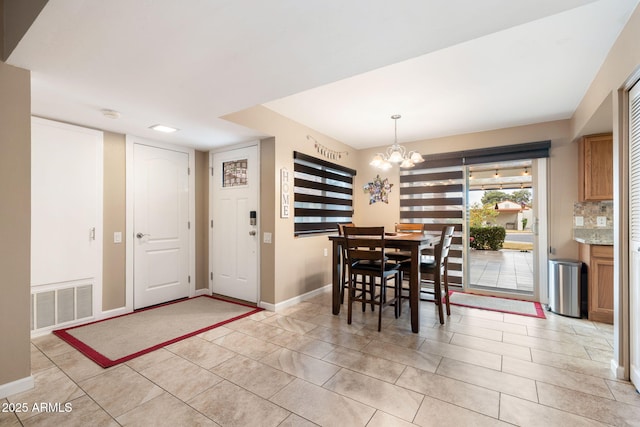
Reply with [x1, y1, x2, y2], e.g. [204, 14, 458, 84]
[579, 243, 614, 324]
[579, 133, 613, 201]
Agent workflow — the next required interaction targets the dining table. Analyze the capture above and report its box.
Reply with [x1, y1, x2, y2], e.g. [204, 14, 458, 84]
[328, 231, 440, 333]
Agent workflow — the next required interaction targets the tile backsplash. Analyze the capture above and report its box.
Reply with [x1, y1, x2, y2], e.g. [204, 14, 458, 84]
[573, 201, 613, 244]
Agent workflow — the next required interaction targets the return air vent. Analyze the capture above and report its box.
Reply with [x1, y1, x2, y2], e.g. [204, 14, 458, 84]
[31, 284, 93, 332]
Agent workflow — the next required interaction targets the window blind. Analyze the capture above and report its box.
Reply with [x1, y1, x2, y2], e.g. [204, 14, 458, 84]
[293, 152, 356, 236]
[400, 165, 465, 285]
[630, 83, 640, 241]
[418, 140, 551, 169]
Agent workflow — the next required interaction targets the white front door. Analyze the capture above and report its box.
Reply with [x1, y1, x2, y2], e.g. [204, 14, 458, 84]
[629, 81, 640, 389]
[134, 144, 190, 309]
[211, 145, 259, 303]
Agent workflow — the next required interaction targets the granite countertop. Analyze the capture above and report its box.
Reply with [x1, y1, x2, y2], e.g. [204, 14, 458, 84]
[574, 237, 613, 246]
[573, 228, 613, 245]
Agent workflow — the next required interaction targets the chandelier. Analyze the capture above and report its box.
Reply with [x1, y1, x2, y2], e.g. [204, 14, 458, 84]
[370, 115, 424, 170]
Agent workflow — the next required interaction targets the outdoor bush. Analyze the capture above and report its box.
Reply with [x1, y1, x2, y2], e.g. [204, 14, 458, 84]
[470, 226, 506, 250]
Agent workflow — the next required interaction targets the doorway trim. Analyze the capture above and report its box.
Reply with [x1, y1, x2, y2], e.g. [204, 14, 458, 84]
[125, 135, 196, 312]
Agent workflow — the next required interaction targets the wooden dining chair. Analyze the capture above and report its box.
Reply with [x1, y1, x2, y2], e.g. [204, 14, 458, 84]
[386, 223, 425, 264]
[401, 225, 455, 324]
[337, 222, 355, 304]
[343, 226, 401, 331]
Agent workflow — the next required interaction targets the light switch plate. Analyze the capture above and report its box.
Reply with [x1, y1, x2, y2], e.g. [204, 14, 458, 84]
[574, 216, 584, 227]
[114, 231, 122, 243]
[263, 232, 272, 244]
[597, 216, 607, 227]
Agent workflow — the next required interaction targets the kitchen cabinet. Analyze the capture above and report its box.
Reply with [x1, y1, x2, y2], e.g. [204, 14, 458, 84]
[578, 133, 613, 201]
[578, 243, 614, 324]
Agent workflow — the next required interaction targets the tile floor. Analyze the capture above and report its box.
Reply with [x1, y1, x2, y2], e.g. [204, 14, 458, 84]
[2, 290, 639, 426]
[469, 249, 534, 292]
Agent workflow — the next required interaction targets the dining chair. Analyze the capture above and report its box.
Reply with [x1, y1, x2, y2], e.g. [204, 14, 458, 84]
[337, 222, 355, 304]
[343, 226, 401, 331]
[386, 223, 425, 264]
[400, 225, 455, 324]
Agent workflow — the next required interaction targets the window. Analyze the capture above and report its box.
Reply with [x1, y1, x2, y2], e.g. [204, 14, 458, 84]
[222, 159, 248, 187]
[293, 152, 356, 236]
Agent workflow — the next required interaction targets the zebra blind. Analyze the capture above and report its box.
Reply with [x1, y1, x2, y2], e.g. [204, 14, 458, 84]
[630, 82, 640, 241]
[293, 152, 356, 236]
[400, 165, 465, 285]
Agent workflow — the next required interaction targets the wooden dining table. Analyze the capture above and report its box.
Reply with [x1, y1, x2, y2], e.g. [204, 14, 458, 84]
[328, 232, 440, 333]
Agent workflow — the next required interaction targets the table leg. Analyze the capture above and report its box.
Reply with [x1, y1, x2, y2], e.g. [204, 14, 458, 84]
[410, 246, 420, 333]
[332, 239, 340, 315]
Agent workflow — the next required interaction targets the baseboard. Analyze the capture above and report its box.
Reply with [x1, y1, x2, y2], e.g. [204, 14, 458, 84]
[100, 306, 129, 319]
[194, 288, 211, 297]
[631, 364, 640, 391]
[258, 301, 276, 311]
[0, 375, 34, 399]
[611, 358, 626, 380]
[260, 284, 331, 312]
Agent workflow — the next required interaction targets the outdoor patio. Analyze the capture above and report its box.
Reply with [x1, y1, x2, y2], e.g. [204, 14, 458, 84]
[468, 249, 534, 292]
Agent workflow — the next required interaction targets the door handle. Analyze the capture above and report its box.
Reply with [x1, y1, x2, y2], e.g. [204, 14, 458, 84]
[249, 231, 257, 236]
[136, 232, 150, 239]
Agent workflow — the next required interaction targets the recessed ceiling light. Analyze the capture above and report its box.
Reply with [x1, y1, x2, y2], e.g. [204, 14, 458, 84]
[150, 124, 178, 133]
[101, 109, 121, 119]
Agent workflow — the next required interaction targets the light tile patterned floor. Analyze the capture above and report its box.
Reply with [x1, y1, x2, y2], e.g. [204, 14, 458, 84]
[3, 290, 639, 426]
[469, 249, 534, 292]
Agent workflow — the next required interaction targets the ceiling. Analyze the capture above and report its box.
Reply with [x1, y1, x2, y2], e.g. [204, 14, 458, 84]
[7, 0, 639, 151]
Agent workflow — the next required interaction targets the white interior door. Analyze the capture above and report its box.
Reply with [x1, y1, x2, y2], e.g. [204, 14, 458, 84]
[31, 118, 102, 287]
[134, 144, 190, 309]
[629, 81, 640, 389]
[211, 145, 259, 303]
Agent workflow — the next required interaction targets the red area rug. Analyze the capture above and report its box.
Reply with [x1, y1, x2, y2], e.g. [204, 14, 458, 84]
[53, 295, 262, 368]
[448, 291, 546, 319]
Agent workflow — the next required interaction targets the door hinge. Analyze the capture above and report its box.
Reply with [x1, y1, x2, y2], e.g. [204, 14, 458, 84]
[210, 167, 213, 176]
[188, 221, 191, 230]
[210, 272, 213, 280]
[188, 275, 191, 283]
[188, 167, 191, 176]
[210, 219, 213, 228]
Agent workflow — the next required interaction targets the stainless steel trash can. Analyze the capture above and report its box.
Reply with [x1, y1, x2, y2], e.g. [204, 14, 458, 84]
[548, 259, 583, 318]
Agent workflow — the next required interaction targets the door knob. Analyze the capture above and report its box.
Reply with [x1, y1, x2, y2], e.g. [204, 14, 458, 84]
[249, 231, 257, 236]
[136, 232, 150, 239]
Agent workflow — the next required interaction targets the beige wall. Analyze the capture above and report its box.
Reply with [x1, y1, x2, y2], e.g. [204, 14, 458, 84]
[102, 132, 126, 310]
[0, 61, 31, 387]
[260, 137, 276, 304]
[224, 106, 357, 304]
[195, 150, 209, 291]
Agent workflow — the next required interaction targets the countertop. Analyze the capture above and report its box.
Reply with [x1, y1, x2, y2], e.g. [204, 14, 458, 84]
[574, 237, 613, 246]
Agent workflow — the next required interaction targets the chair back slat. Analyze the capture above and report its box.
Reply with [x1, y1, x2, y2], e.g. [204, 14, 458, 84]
[343, 226, 386, 269]
[395, 223, 424, 233]
[435, 226, 455, 268]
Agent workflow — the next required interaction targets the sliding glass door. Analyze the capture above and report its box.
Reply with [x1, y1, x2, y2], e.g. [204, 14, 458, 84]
[399, 142, 549, 301]
[465, 158, 547, 300]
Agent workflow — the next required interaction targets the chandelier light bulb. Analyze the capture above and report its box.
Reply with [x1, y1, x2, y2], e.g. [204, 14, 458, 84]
[388, 148, 405, 163]
[410, 152, 424, 163]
